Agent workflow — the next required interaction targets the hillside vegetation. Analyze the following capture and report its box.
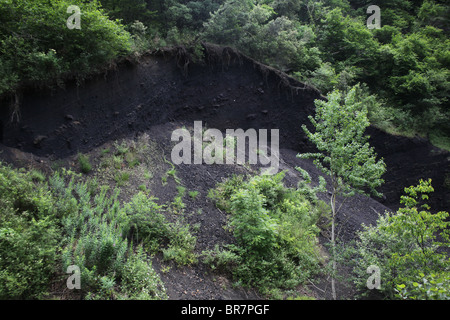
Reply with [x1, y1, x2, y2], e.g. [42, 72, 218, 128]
[0, 0, 449, 300]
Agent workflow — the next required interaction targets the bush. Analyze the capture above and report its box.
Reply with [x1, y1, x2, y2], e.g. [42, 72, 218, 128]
[0, 164, 171, 300]
[346, 179, 450, 299]
[119, 246, 167, 300]
[207, 174, 246, 211]
[125, 192, 197, 265]
[162, 221, 198, 265]
[396, 272, 450, 300]
[124, 192, 168, 251]
[206, 171, 328, 293]
[78, 153, 92, 174]
[202, 245, 241, 273]
[53, 172, 167, 300]
[60, 183, 130, 294]
[0, 163, 60, 299]
[0, 0, 132, 96]
[0, 219, 59, 299]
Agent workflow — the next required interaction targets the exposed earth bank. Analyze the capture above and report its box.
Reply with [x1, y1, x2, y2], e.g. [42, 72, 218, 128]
[0, 44, 448, 299]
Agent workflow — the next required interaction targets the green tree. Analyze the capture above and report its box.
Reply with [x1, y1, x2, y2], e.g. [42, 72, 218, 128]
[202, 0, 255, 45]
[203, 1, 322, 73]
[349, 179, 450, 299]
[316, 7, 379, 69]
[0, 0, 132, 97]
[298, 85, 386, 299]
[206, 172, 327, 293]
[142, 0, 225, 33]
[98, 0, 157, 25]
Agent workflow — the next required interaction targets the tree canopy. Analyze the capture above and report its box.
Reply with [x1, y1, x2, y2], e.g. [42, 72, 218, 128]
[0, 0, 132, 96]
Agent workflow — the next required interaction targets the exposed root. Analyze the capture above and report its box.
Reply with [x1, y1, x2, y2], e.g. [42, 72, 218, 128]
[10, 92, 21, 123]
[175, 46, 190, 77]
[148, 42, 322, 100]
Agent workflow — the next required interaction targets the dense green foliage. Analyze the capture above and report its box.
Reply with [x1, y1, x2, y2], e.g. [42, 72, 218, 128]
[125, 192, 198, 265]
[346, 179, 450, 299]
[0, 0, 132, 96]
[0, 159, 199, 300]
[300, 85, 386, 198]
[0, 163, 60, 299]
[56, 168, 198, 299]
[202, 0, 450, 146]
[299, 85, 386, 299]
[206, 172, 329, 295]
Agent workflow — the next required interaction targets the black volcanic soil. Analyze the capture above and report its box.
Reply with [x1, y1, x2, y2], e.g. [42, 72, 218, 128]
[0, 44, 448, 300]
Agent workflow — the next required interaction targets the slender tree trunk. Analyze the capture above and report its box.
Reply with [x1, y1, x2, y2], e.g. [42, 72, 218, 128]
[330, 186, 337, 300]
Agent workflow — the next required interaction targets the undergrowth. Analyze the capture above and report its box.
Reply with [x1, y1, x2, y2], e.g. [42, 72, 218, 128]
[0, 163, 60, 299]
[0, 156, 198, 300]
[205, 171, 329, 296]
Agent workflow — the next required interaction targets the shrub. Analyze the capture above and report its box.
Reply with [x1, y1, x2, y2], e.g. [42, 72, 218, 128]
[163, 221, 198, 265]
[207, 171, 328, 293]
[202, 245, 241, 273]
[0, 164, 170, 300]
[347, 179, 450, 299]
[58, 180, 170, 300]
[119, 246, 167, 300]
[0, 163, 60, 299]
[207, 174, 246, 211]
[78, 153, 92, 174]
[62, 207, 129, 293]
[124, 192, 197, 265]
[0, 218, 59, 299]
[124, 192, 167, 251]
[396, 272, 450, 300]
[0, 0, 132, 96]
